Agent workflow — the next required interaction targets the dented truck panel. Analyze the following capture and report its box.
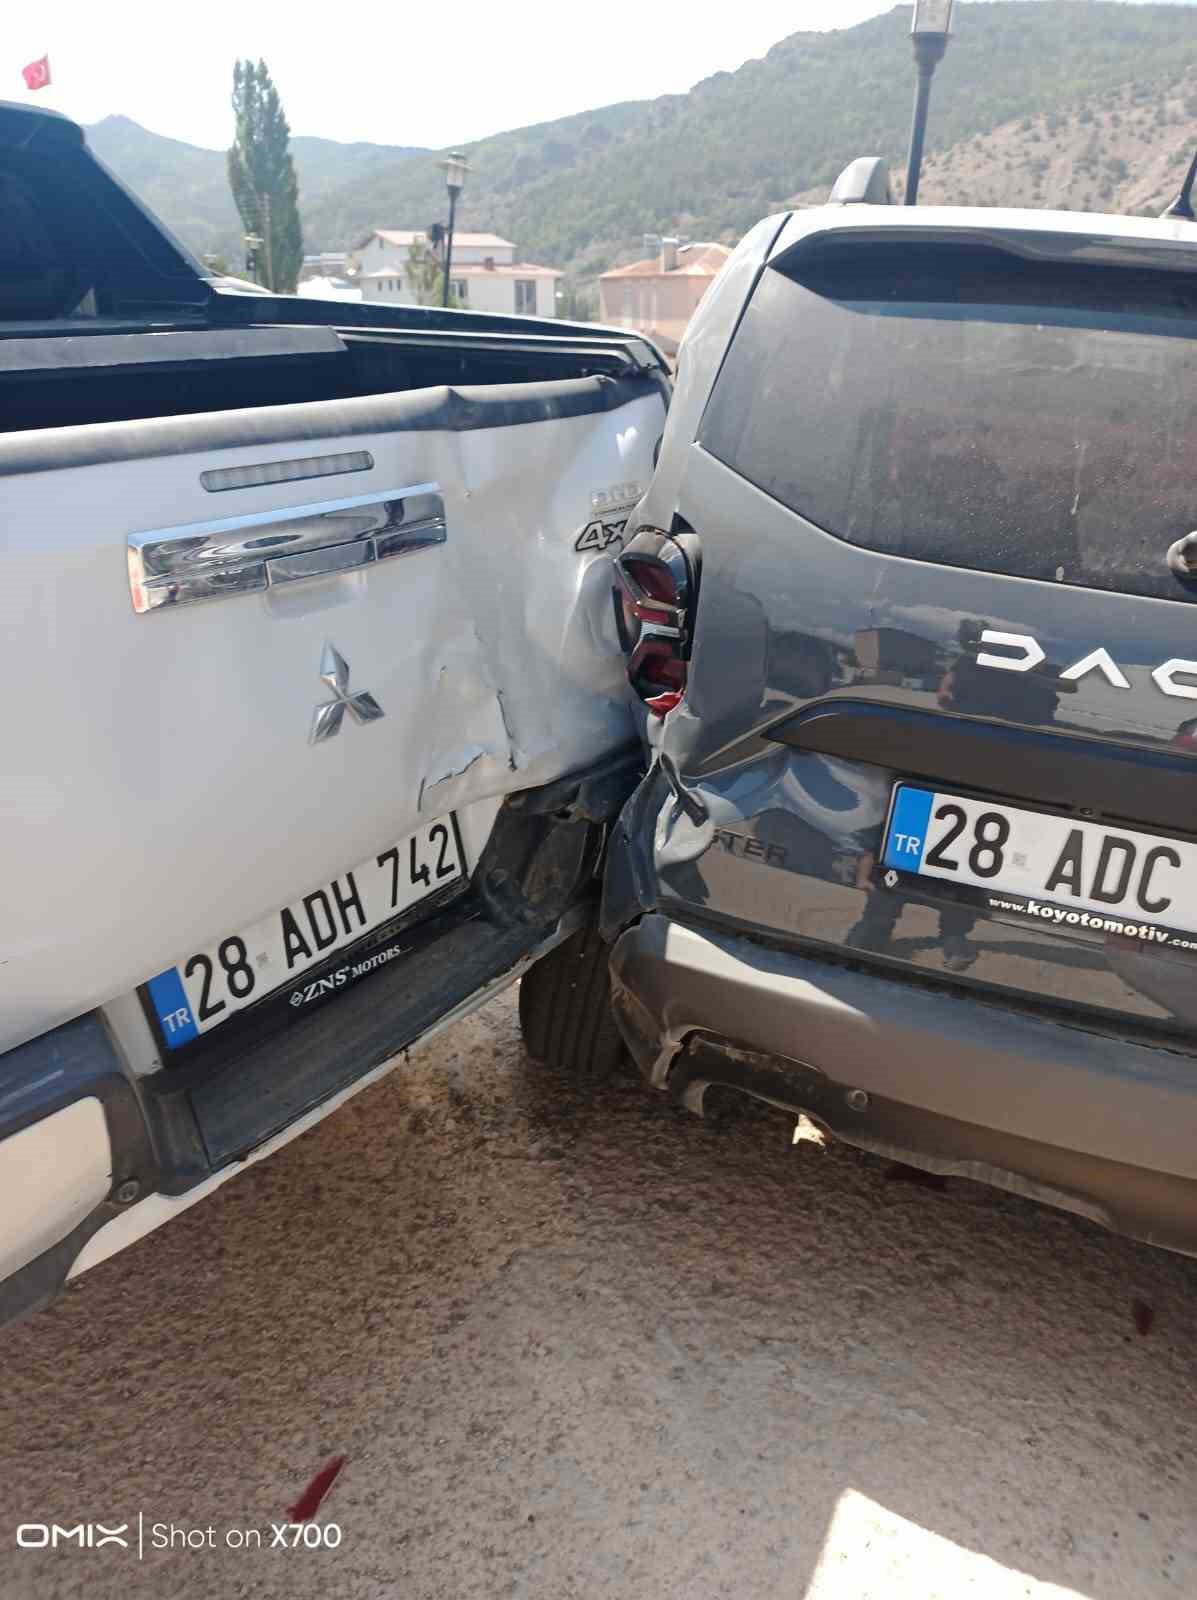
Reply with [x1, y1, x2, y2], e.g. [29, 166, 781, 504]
[0, 375, 662, 1055]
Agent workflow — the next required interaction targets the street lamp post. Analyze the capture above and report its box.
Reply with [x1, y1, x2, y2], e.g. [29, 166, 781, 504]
[437, 152, 470, 308]
[905, 0, 955, 206]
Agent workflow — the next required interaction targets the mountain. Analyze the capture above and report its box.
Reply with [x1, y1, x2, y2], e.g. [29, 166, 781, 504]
[87, 115, 428, 264]
[372, 1, 1197, 276]
[892, 63, 1197, 214]
[88, 116, 240, 261]
[88, 3, 1197, 278]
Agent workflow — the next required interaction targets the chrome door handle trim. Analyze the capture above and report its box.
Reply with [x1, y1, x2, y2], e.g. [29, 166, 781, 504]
[128, 483, 445, 613]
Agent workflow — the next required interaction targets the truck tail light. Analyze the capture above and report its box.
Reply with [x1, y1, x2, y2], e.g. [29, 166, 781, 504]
[613, 528, 701, 716]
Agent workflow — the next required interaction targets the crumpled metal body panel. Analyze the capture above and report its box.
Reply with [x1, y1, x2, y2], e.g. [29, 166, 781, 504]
[0, 376, 664, 1051]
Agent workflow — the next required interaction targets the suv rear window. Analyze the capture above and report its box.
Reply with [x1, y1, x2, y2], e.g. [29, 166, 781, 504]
[700, 241, 1197, 604]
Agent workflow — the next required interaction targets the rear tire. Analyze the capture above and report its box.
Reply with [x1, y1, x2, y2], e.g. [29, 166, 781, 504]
[519, 925, 625, 1078]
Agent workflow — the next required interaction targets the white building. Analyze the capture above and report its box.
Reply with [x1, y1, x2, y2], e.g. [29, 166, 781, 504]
[350, 229, 561, 318]
[299, 251, 350, 281]
[297, 275, 364, 304]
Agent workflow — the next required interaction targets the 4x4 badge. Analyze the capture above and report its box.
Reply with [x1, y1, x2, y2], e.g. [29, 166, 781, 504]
[576, 518, 625, 553]
[310, 644, 384, 744]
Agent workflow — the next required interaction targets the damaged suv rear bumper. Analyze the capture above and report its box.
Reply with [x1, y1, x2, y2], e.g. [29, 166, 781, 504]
[610, 914, 1197, 1256]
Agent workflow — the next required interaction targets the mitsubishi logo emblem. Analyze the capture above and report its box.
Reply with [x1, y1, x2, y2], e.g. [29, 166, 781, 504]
[310, 643, 384, 744]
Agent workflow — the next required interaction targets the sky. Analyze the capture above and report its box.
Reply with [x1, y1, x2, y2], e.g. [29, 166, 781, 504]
[6, 0, 1195, 152]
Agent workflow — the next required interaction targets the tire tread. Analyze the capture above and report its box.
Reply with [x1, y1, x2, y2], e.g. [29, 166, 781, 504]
[519, 926, 623, 1077]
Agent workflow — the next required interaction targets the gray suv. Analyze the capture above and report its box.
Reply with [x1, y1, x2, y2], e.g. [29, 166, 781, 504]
[521, 187, 1197, 1256]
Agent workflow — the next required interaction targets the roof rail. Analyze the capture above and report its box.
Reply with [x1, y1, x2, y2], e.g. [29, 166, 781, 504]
[828, 157, 893, 206]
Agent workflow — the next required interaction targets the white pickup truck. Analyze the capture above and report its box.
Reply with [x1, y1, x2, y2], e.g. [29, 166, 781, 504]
[0, 101, 667, 1324]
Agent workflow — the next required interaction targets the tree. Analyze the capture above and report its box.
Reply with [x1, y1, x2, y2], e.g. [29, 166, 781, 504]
[405, 239, 462, 308]
[227, 59, 303, 293]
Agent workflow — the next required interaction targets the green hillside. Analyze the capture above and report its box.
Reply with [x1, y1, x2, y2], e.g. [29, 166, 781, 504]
[88, 115, 428, 263]
[89, 3, 1197, 276]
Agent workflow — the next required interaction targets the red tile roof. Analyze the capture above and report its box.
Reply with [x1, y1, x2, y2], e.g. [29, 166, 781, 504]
[370, 228, 516, 250]
[599, 242, 732, 281]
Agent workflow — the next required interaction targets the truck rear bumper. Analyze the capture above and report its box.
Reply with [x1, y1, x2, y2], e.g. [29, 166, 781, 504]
[609, 914, 1197, 1256]
[0, 752, 643, 1328]
[0, 1015, 159, 1324]
[0, 903, 563, 1328]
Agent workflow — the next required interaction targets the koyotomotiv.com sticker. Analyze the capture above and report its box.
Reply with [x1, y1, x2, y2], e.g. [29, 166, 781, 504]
[986, 893, 1197, 956]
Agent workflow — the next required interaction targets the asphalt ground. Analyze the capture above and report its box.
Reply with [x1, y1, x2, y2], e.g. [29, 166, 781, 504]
[1, 987, 1194, 1599]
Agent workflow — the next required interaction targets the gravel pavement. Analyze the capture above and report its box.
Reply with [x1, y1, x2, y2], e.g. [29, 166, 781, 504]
[1, 988, 1195, 1599]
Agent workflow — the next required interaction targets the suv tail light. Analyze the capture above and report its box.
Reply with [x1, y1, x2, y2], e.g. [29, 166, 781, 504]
[613, 528, 701, 715]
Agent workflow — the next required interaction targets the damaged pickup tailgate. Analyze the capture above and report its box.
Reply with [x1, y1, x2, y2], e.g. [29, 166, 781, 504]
[1, 370, 664, 1056]
[0, 364, 663, 1319]
[0, 97, 669, 1324]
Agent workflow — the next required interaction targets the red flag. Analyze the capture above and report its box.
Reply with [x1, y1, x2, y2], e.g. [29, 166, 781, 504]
[22, 56, 51, 92]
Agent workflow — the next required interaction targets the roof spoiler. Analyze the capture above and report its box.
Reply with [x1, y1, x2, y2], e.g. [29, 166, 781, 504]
[828, 157, 893, 206]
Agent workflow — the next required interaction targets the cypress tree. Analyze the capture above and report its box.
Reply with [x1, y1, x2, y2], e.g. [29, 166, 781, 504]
[227, 59, 303, 293]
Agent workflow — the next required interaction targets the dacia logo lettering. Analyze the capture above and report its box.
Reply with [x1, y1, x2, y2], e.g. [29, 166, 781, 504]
[977, 631, 1197, 700]
[309, 644, 385, 744]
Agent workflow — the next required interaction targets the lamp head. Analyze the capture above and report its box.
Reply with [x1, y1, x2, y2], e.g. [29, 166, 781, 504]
[438, 152, 470, 195]
[912, 0, 954, 36]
